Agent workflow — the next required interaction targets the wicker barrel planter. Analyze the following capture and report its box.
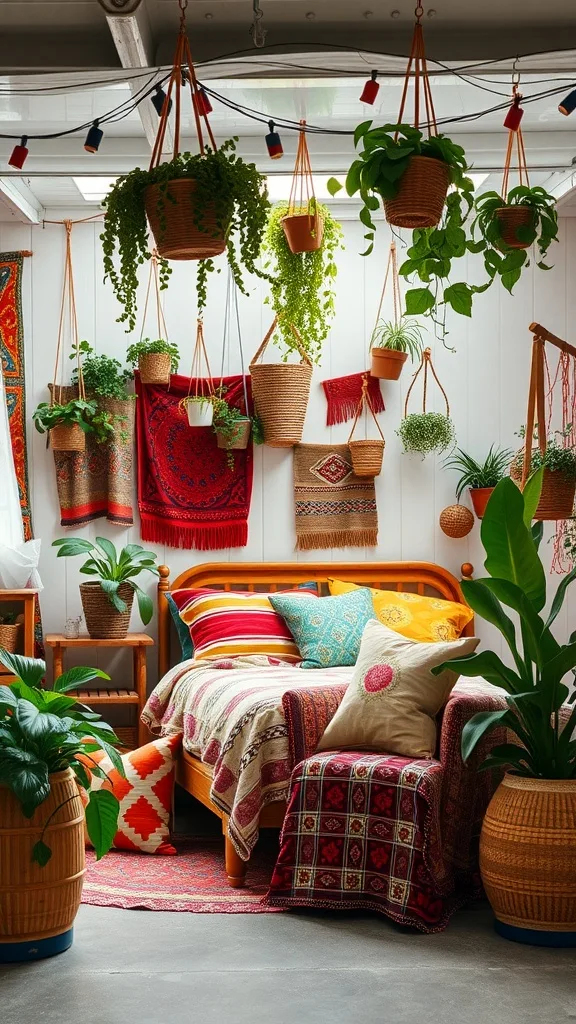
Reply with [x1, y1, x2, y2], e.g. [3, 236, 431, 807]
[495, 206, 535, 250]
[470, 486, 494, 519]
[216, 417, 251, 450]
[282, 212, 324, 254]
[0, 769, 85, 962]
[49, 423, 86, 452]
[0, 623, 20, 653]
[250, 323, 313, 448]
[370, 347, 408, 381]
[80, 581, 134, 639]
[144, 178, 228, 261]
[348, 439, 384, 478]
[384, 156, 450, 229]
[480, 774, 576, 946]
[511, 462, 576, 521]
[139, 352, 171, 385]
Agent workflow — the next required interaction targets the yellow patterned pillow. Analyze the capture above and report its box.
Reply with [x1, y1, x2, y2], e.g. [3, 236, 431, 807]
[327, 578, 473, 643]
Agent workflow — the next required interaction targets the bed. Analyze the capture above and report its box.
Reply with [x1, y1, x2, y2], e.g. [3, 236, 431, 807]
[148, 560, 475, 887]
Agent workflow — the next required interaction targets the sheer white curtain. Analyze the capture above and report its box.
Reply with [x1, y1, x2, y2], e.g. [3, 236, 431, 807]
[0, 365, 24, 548]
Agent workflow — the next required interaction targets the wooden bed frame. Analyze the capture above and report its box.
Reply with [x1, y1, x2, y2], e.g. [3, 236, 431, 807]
[157, 560, 474, 886]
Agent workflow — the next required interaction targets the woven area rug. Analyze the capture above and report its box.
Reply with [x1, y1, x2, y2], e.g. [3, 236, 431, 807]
[293, 443, 378, 550]
[82, 838, 280, 913]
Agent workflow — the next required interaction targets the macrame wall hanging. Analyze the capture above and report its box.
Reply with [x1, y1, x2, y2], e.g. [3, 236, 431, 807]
[137, 251, 172, 385]
[398, 347, 455, 457]
[282, 121, 324, 254]
[179, 320, 215, 426]
[347, 375, 385, 479]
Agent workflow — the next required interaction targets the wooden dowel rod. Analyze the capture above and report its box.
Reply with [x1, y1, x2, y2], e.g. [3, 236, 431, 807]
[529, 322, 576, 359]
[535, 339, 546, 455]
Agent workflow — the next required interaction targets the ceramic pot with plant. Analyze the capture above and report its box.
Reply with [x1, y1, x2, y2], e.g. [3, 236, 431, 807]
[0, 611, 21, 653]
[0, 648, 123, 961]
[52, 537, 159, 639]
[511, 428, 576, 521]
[126, 338, 180, 386]
[180, 396, 214, 428]
[397, 412, 455, 457]
[32, 398, 99, 452]
[433, 473, 576, 946]
[370, 317, 425, 381]
[444, 445, 513, 519]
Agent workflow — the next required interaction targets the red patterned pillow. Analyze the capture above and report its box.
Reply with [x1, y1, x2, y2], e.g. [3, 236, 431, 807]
[170, 583, 318, 663]
[79, 734, 181, 855]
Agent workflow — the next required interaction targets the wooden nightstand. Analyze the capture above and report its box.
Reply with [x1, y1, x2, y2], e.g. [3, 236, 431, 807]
[44, 633, 154, 749]
[0, 589, 38, 679]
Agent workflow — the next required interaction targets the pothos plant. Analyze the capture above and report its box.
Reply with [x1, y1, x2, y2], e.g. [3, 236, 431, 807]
[101, 140, 271, 332]
[470, 185, 559, 292]
[211, 389, 263, 469]
[262, 200, 343, 362]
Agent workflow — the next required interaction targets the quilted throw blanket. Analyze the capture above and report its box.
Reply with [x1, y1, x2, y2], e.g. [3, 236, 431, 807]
[136, 373, 253, 550]
[141, 657, 351, 859]
[293, 443, 378, 550]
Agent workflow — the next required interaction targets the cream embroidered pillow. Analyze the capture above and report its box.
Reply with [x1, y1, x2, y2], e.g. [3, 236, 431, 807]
[317, 619, 479, 758]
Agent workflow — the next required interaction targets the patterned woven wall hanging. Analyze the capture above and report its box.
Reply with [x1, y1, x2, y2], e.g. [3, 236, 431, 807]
[293, 443, 378, 550]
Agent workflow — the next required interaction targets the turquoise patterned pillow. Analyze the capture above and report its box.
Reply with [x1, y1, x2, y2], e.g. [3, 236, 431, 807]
[269, 588, 375, 669]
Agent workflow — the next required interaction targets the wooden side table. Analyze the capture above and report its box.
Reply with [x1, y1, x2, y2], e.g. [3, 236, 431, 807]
[44, 633, 154, 749]
[0, 589, 38, 680]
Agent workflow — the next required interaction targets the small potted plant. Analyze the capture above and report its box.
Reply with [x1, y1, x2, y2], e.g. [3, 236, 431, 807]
[0, 611, 21, 653]
[0, 648, 122, 960]
[52, 537, 159, 639]
[179, 395, 214, 428]
[397, 412, 455, 457]
[71, 341, 132, 400]
[370, 317, 425, 381]
[444, 445, 513, 519]
[511, 427, 576, 521]
[126, 338, 180, 386]
[473, 184, 558, 256]
[32, 397, 98, 452]
[211, 391, 251, 458]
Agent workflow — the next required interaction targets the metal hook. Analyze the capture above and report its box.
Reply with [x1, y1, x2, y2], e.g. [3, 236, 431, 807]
[250, 0, 267, 48]
[512, 55, 521, 87]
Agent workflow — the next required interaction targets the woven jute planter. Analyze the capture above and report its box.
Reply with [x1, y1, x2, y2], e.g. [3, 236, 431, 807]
[139, 352, 171, 385]
[384, 156, 450, 229]
[370, 347, 408, 381]
[216, 417, 251, 450]
[0, 623, 20, 654]
[282, 212, 324, 254]
[0, 769, 85, 962]
[470, 486, 494, 519]
[80, 581, 134, 639]
[480, 774, 576, 946]
[495, 206, 535, 250]
[511, 461, 576, 520]
[439, 504, 474, 538]
[144, 178, 228, 261]
[250, 362, 312, 447]
[348, 439, 384, 478]
[49, 423, 86, 452]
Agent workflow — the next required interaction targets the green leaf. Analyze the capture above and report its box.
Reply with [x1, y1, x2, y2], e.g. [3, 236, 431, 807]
[522, 467, 544, 526]
[480, 577, 558, 668]
[326, 176, 343, 197]
[354, 119, 373, 147]
[95, 537, 117, 569]
[460, 580, 520, 673]
[404, 287, 435, 315]
[99, 579, 127, 614]
[72, 760, 91, 791]
[54, 666, 110, 694]
[543, 641, 576, 684]
[432, 649, 520, 693]
[32, 840, 52, 866]
[85, 789, 120, 860]
[461, 709, 511, 763]
[0, 747, 50, 816]
[345, 160, 363, 197]
[0, 651, 46, 688]
[52, 538, 95, 558]
[132, 584, 153, 627]
[0, 685, 18, 712]
[546, 563, 576, 630]
[480, 478, 546, 612]
[444, 282, 473, 317]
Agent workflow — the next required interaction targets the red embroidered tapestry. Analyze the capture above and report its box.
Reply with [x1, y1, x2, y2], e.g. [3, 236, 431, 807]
[136, 373, 253, 549]
[0, 251, 44, 654]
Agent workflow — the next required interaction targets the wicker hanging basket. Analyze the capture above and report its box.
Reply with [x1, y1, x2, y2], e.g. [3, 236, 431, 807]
[216, 417, 251, 450]
[495, 206, 535, 250]
[511, 458, 576, 521]
[347, 374, 385, 478]
[0, 623, 20, 654]
[439, 504, 474, 538]
[138, 352, 172, 385]
[250, 320, 312, 447]
[145, 179, 228, 261]
[49, 423, 86, 452]
[384, 156, 450, 230]
[495, 87, 535, 251]
[80, 581, 134, 639]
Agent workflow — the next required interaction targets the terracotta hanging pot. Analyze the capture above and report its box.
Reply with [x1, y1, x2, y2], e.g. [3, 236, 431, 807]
[470, 487, 494, 519]
[144, 178, 229, 261]
[282, 212, 324, 254]
[384, 156, 450, 230]
[370, 347, 408, 381]
[495, 206, 535, 250]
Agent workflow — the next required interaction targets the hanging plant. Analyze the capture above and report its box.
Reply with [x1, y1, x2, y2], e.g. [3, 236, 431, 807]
[262, 199, 342, 362]
[70, 341, 132, 400]
[398, 412, 455, 455]
[32, 398, 112, 446]
[471, 186, 558, 291]
[126, 338, 180, 383]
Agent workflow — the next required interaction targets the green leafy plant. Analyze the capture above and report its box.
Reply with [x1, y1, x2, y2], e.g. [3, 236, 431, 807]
[52, 538, 159, 626]
[262, 199, 343, 362]
[210, 390, 262, 469]
[70, 341, 132, 400]
[444, 445, 513, 500]
[432, 472, 576, 779]
[471, 186, 558, 294]
[33, 398, 98, 437]
[512, 427, 576, 482]
[397, 411, 455, 456]
[0, 648, 124, 863]
[126, 338, 180, 375]
[101, 140, 271, 332]
[0, 612, 18, 625]
[370, 317, 425, 361]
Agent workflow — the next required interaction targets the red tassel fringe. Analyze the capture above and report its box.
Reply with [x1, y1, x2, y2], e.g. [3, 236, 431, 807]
[140, 515, 248, 551]
[322, 372, 384, 426]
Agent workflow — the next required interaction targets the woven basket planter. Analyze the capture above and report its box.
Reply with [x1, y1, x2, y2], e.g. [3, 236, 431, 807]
[282, 212, 324, 254]
[80, 581, 134, 639]
[49, 423, 86, 452]
[370, 347, 408, 381]
[480, 774, 576, 946]
[495, 206, 535, 250]
[144, 178, 228, 261]
[511, 461, 576, 521]
[0, 623, 20, 654]
[439, 504, 474, 538]
[470, 486, 494, 520]
[348, 439, 384, 478]
[384, 156, 450, 229]
[139, 352, 171, 385]
[250, 362, 312, 447]
[0, 769, 85, 962]
[216, 417, 251, 450]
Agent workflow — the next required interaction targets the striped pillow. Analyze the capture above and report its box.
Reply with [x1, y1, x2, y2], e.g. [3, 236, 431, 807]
[170, 584, 318, 663]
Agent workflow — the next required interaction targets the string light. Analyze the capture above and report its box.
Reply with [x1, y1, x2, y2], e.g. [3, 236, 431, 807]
[265, 119, 283, 159]
[559, 87, 576, 116]
[84, 120, 103, 153]
[359, 70, 379, 105]
[8, 136, 28, 169]
[151, 84, 172, 117]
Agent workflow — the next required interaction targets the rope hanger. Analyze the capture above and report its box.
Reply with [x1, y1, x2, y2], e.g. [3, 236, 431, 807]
[219, 268, 250, 416]
[288, 120, 316, 215]
[396, 3, 438, 136]
[368, 241, 402, 356]
[501, 81, 530, 197]
[404, 347, 450, 418]
[51, 219, 85, 406]
[184, 318, 215, 403]
[348, 373, 385, 443]
[139, 249, 169, 342]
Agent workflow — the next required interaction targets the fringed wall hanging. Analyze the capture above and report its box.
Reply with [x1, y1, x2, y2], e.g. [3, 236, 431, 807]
[282, 121, 324, 254]
[293, 444, 378, 551]
[397, 348, 455, 456]
[179, 320, 215, 427]
[250, 319, 312, 447]
[347, 375, 385, 478]
[127, 251, 176, 386]
[213, 271, 253, 457]
[321, 372, 384, 428]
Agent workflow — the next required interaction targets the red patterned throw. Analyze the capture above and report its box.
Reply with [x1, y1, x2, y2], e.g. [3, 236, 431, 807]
[321, 372, 384, 426]
[136, 373, 253, 549]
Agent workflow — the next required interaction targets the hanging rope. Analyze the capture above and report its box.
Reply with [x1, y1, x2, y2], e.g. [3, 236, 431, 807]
[501, 82, 530, 197]
[139, 249, 169, 342]
[51, 220, 85, 407]
[288, 120, 316, 215]
[183, 319, 214, 404]
[348, 373, 385, 443]
[219, 268, 250, 415]
[404, 347, 450, 418]
[396, 4, 437, 136]
[369, 241, 402, 355]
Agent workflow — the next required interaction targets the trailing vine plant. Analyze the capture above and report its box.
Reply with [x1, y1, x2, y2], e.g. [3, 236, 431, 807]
[262, 200, 343, 362]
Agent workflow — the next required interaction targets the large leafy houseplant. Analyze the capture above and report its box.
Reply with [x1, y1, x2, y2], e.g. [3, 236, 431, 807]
[0, 648, 123, 864]
[32, 398, 114, 444]
[471, 185, 558, 293]
[102, 141, 271, 332]
[71, 341, 132, 400]
[262, 199, 343, 362]
[52, 537, 159, 627]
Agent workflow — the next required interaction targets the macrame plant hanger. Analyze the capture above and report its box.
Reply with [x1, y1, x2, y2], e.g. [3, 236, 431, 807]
[282, 120, 324, 254]
[496, 77, 534, 250]
[219, 268, 250, 418]
[404, 347, 450, 420]
[136, 250, 173, 386]
[347, 374, 385, 478]
[139, 250, 169, 343]
[49, 219, 87, 452]
[179, 319, 215, 425]
[369, 240, 409, 382]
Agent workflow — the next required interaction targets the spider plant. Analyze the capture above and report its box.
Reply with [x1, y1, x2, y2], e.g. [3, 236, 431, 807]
[370, 317, 425, 360]
[444, 446, 513, 500]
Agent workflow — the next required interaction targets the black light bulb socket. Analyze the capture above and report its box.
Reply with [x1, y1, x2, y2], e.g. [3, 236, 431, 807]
[559, 88, 576, 116]
[84, 120, 103, 153]
[151, 85, 172, 117]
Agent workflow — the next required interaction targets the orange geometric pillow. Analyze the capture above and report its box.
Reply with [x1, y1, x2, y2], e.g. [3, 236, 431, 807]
[79, 734, 182, 855]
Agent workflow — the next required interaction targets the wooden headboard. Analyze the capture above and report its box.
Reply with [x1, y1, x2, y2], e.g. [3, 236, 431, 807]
[157, 560, 474, 678]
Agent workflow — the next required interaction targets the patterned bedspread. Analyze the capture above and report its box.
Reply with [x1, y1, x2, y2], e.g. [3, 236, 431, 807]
[141, 657, 352, 859]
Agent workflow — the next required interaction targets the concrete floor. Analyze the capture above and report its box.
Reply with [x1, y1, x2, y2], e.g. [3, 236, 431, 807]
[2, 901, 576, 1023]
